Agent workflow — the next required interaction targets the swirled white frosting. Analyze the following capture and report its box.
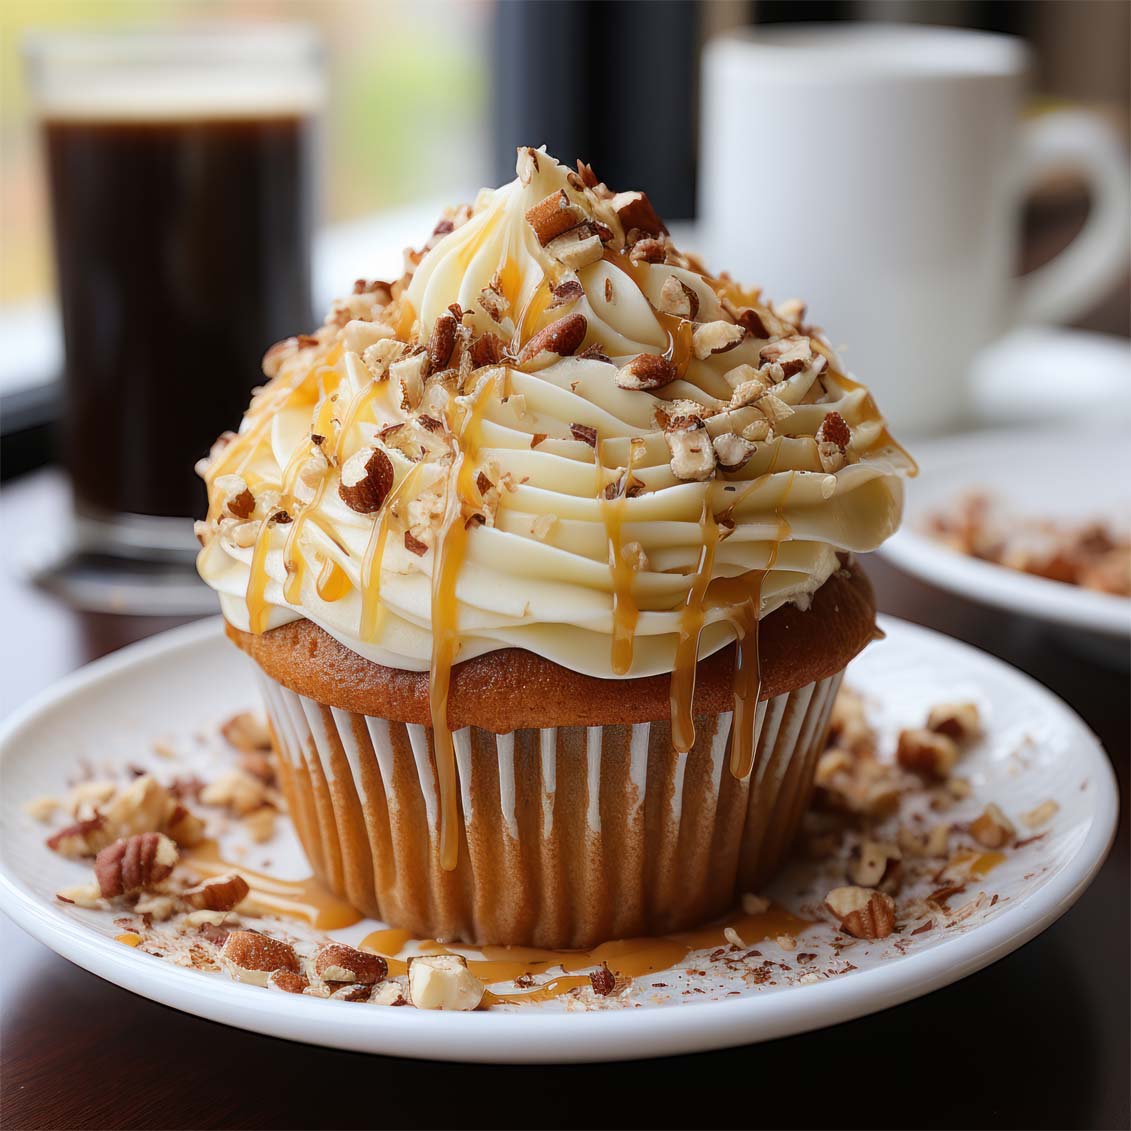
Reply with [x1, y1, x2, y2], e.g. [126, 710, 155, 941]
[196, 148, 912, 677]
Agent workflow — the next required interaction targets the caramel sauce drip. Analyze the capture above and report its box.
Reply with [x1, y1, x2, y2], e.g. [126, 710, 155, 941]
[597, 438, 641, 676]
[497, 254, 524, 312]
[315, 557, 350, 603]
[244, 522, 274, 635]
[670, 501, 720, 754]
[511, 272, 557, 352]
[359, 463, 425, 643]
[706, 570, 765, 780]
[184, 840, 362, 930]
[360, 905, 810, 1002]
[429, 497, 469, 872]
[359, 513, 392, 643]
[429, 376, 496, 870]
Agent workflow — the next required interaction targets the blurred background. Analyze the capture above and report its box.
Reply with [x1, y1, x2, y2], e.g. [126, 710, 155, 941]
[0, 0, 1128, 618]
[3, 0, 1128, 469]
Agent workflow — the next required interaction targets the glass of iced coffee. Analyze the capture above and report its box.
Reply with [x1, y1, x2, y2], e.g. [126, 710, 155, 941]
[24, 26, 323, 610]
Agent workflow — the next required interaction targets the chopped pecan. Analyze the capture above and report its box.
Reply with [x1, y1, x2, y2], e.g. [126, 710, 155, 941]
[517, 313, 587, 365]
[338, 447, 394, 514]
[94, 833, 178, 899]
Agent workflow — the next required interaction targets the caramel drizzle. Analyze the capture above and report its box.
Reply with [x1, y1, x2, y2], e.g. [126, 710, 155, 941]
[597, 437, 641, 676]
[184, 840, 362, 930]
[670, 498, 719, 754]
[715, 470, 795, 780]
[359, 463, 425, 643]
[430, 375, 497, 870]
[315, 557, 350, 603]
[360, 903, 810, 1003]
[709, 570, 766, 780]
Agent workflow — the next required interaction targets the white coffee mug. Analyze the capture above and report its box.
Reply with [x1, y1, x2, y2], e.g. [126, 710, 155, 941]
[699, 24, 1130, 435]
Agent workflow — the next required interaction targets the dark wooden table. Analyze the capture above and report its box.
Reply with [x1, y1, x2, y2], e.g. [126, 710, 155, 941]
[1, 471, 1127, 1131]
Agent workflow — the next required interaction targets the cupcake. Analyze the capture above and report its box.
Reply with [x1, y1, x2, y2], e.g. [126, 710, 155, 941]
[196, 147, 913, 949]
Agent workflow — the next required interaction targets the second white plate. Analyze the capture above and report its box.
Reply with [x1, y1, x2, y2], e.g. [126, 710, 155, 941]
[881, 426, 1131, 644]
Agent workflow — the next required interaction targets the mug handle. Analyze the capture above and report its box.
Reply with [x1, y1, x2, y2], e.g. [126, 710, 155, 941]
[1014, 110, 1130, 326]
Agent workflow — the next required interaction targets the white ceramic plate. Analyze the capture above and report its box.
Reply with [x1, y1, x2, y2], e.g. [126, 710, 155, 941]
[0, 617, 1117, 1063]
[881, 427, 1131, 645]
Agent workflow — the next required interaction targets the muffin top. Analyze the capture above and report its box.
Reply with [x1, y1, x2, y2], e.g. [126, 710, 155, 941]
[196, 147, 913, 681]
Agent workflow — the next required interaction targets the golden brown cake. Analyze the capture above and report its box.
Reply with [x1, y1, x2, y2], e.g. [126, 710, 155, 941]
[196, 148, 913, 948]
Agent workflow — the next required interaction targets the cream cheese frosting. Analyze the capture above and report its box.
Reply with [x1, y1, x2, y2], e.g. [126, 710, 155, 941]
[196, 147, 913, 683]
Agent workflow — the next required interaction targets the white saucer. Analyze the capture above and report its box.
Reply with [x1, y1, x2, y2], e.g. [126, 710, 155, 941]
[0, 617, 1116, 1063]
[881, 426, 1131, 654]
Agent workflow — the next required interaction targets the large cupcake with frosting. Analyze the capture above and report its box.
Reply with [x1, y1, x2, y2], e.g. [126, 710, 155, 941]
[196, 148, 912, 948]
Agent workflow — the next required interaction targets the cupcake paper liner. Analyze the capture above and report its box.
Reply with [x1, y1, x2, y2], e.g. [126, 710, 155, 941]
[257, 669, 843, 949]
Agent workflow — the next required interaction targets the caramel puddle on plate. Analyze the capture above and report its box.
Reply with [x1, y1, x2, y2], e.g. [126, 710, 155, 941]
[187, 842, 811, 1003]
[362, 906, 811, 1004]
[184, 840, 362, 931]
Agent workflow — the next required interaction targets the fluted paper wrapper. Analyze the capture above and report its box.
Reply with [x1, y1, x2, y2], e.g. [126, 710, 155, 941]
[257, 671, 843, 949]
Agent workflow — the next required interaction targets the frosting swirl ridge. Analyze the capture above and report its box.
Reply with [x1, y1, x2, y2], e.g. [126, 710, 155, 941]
[196, 147, 912, 680]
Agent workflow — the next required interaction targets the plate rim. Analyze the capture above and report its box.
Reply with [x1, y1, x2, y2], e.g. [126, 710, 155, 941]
[0, 615, 1119, 1063]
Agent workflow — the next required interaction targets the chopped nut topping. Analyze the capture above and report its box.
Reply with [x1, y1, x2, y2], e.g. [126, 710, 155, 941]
[615, 353, 675, 391]
[586, 963, 616, 996]
[94, 832, 178, 899]
[658, 275, 699, 320]
[338, 447, 395, 514]
[200, 769, 268, 816]
[220, 930, 301, 987]
[468, 332, 507, 369]
[692, 321, 744, 359]
[545, 226, 604, 269]
[408, 954, 484, 1011]
[825, 886, 896, 940]
[816, 410, 851, 452]
[734, 307, 771, 338]
[517, 313, 587, 366]
[183, 873, 250, 913]
[713, 432, 758, 472]
[268, 969, 309, 994]
[525, 188, 587, 246]
[570, 423, 598, 447]
[549, 279, 584, 309]
[314, 942, 388, 985]
[426, 313, 458, 372]
[664, 416, 717, 481]
[215, 474, 256, 520]
[896, 728, 959, 779]
[404, 530, 430, 557]
[849, 840, 902, 888]
[927, 701, 981, 744]
[221, 712, 272, 753]
[628, 237, 665, 265]
[477, 278, 508, 323]
[817, 441, 845, 474]
[610, 190, 666, 237]
[759, 335, 811, 376]
[361, 338, 406, 379]
[970, 803, 1016, 848]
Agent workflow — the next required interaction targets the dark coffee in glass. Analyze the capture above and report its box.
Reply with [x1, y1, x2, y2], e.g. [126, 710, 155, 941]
[27, 29, 322, 559]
